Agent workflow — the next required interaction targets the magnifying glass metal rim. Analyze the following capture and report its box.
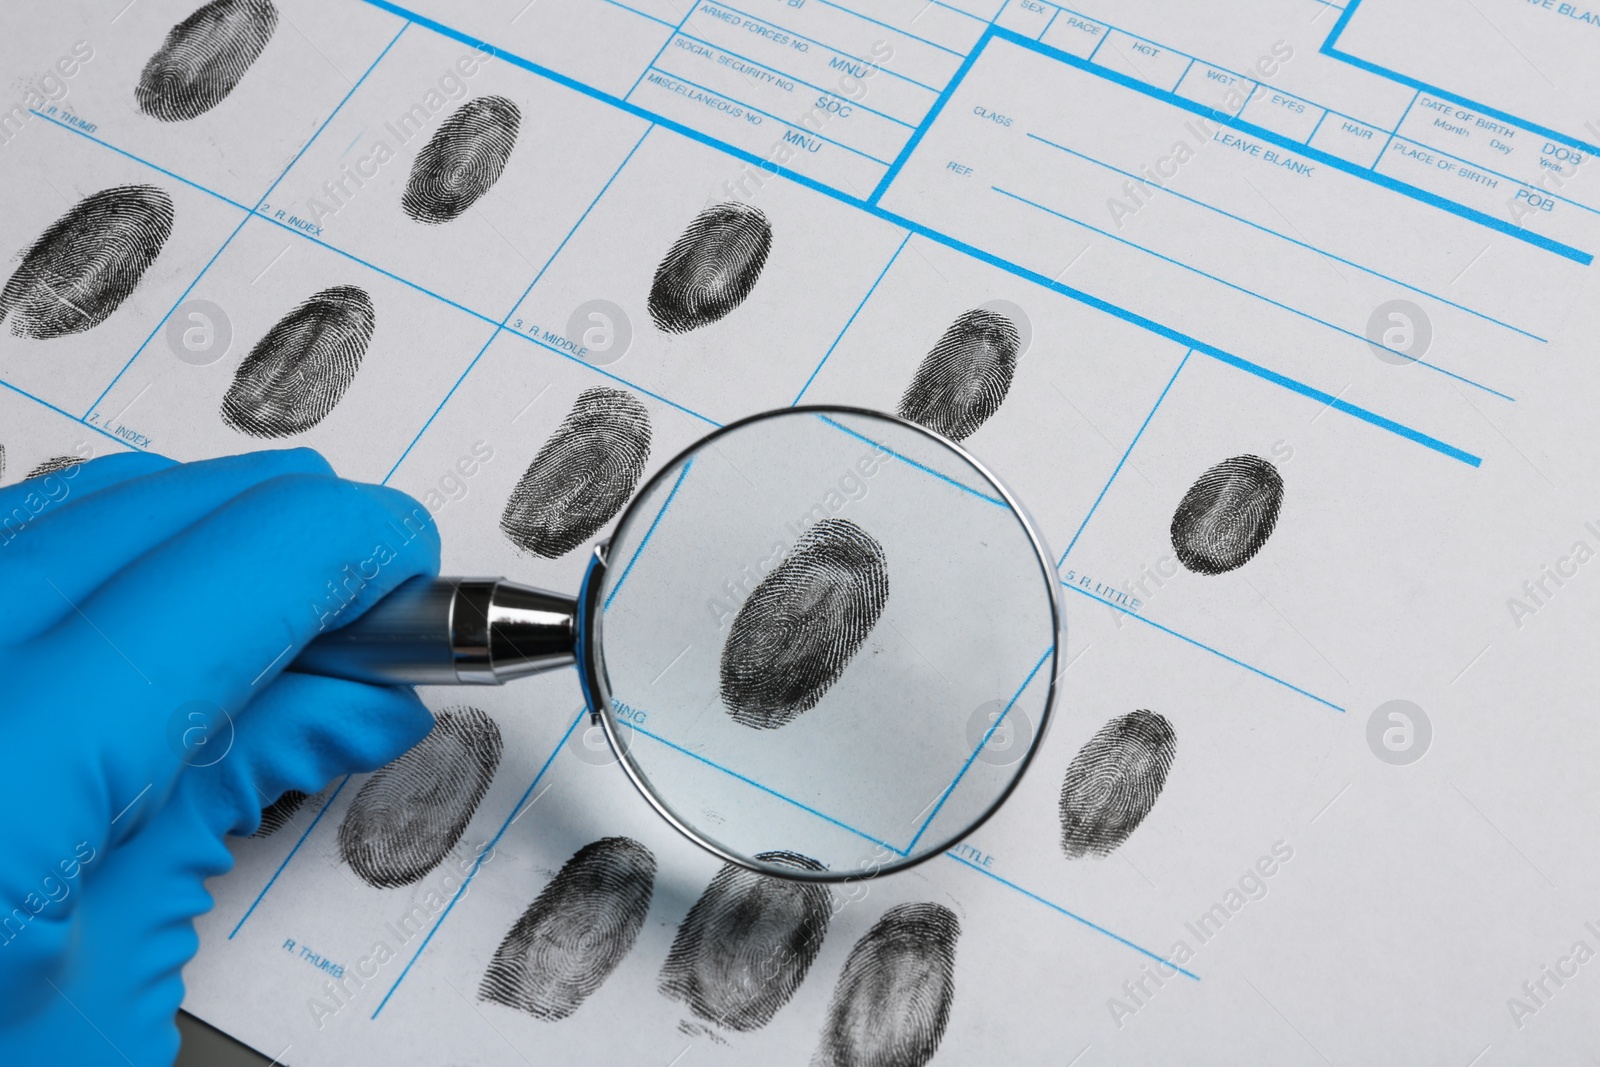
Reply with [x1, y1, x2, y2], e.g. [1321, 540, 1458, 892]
[575, 404, 1064, 884]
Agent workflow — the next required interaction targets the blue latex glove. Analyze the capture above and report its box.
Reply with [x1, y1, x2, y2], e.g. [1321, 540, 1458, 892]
[0, 448, 441, 1066]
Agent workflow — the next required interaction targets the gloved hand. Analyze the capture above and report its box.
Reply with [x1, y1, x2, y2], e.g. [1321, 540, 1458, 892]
[0, 448, 441, 1066]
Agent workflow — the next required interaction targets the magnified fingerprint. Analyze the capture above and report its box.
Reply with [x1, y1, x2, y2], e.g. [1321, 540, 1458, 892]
[480, 837, 656, 1020]
[402, 96, 521, 224]
[1170, 455, 1284, 575]
[659, 851, 831, 1032]
[0, 186, 175, 339]
[221, 285, 375, 438]
[500, 387, 652, 558]
[253, 790, 308, 838]
[720, 519, 888, 730]
[338, 707, 502, 889]
[137, 0, 279, 122]
[1059, 710, 1176, 860]
[813, 903, 960, 1067]
[648, 202, 772, 333]
[897, 309, 1020, 442]
[26, 456, 85, 479]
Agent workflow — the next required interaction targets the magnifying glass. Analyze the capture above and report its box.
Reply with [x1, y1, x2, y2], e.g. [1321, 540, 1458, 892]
[296, 406, 1062, 881]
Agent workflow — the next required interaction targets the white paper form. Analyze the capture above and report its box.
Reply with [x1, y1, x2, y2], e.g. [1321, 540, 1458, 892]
[4, 0, 1600, 1062]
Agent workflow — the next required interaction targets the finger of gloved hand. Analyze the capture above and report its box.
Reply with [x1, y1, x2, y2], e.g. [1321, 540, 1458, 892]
[0, 774, 233, 1056]
[188, 670, 436, 837]
[0, 672, 435, 1035]
[0, 449, 173, 544]
[24, 473, 439, 831]
[0, 448, 172, 502]
[0, 449, 335, 643]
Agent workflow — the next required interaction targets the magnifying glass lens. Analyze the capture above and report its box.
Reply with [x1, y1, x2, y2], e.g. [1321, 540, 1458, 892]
[590, 408, 1059, 880]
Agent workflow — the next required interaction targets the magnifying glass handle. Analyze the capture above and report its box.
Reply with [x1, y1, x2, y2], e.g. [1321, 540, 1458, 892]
[292, 576, 578, 686]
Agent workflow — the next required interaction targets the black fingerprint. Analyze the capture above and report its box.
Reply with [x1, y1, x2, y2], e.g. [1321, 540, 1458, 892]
[137, 0, 279, 122]
[480, 837, 656, 1020]
[338, 707, 502, 889]
[26, 455, 85, 479]
[897, 309, 1020, 442]
[401, 96, 521, 224]
[813, 903, 960, 1067]
[648, 202, 772, 333]
[500, 387, 651, 558]
[1170, 455, 1284, 575]
[1059, 710, 1176, 860]
[659, 851, 831, 1032]
[221, 285, 375, 438]
[0, 186, 175, 339]
[253, 790, 308, 838]
[720, 519, 888, 730]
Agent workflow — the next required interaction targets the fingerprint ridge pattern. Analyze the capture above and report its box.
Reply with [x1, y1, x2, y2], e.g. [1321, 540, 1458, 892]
[221, 284, 375, 438]
[897, 308, 1021, 442]
[136, 0, 279, 122]
[337, 706, 503, 889]
[648, 202, 772, 332]
[402, 95, 521, 224]
[500, 387, 652, 558]
[0, 185, 175, 339]
[480, 836, 656, 1021]
[720, 518, 889, 730]
[1058, 709, 1176, 859]
[1169, 455, 1284, 575]
[659, 851, 831, 1032]
[813, 902, 960, 1067]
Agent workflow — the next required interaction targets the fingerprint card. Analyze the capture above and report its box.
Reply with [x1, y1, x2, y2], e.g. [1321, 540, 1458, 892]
[262, 27, 653, 320]
[508, 130, 910, 423]
[4, 0, 1594, 1064]
[83, 214, 499, 480]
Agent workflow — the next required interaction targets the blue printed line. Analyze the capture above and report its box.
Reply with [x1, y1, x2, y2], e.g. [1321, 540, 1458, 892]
[631, 723, 909, 854]
[372, 707, 589, 1017]
[976, 27, 1590, 264]
[1039, 6, 1061, 39]
[1084, 26, 1108, 63]
[1026, 132, 1547, 342]
[636, 67, 894, 165]
[675, 32, 918, 129]
[602, 459, 694, 611]
[1370, 89, 1420, 170]
[691, 0, 942, 93]
[1321, 0, 1600, 158]
[809, 0, 966, 56]
[500, 327, 721, 427]
[992, 185, 1518, 401]
[600, 0, 677, 28]
[0, 378, 148, 452]
[228, 777, 351, 939]
[1059, 349, 1190, 565]
[792, 231, 911, 402]
[83, 22, 412, 418]
[868, 24, 993, 202]
[1392, 135, 1600, 221]
[48, 2, 1483, 474]
[252, 215, 503, 327]
[816, 415, 1008, 505]
[381, 124, 656, 483]
[858, 208, 1482, 465]
[946, 853, 1201, 979]
[905, 646, 1052, 853]
[28, 111, 254, 212]
[1306, 108, 1329, 144]
[1063, 582, 1345, 712]
[32, 111, 723, 441]
[627, 2, 698, 98]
